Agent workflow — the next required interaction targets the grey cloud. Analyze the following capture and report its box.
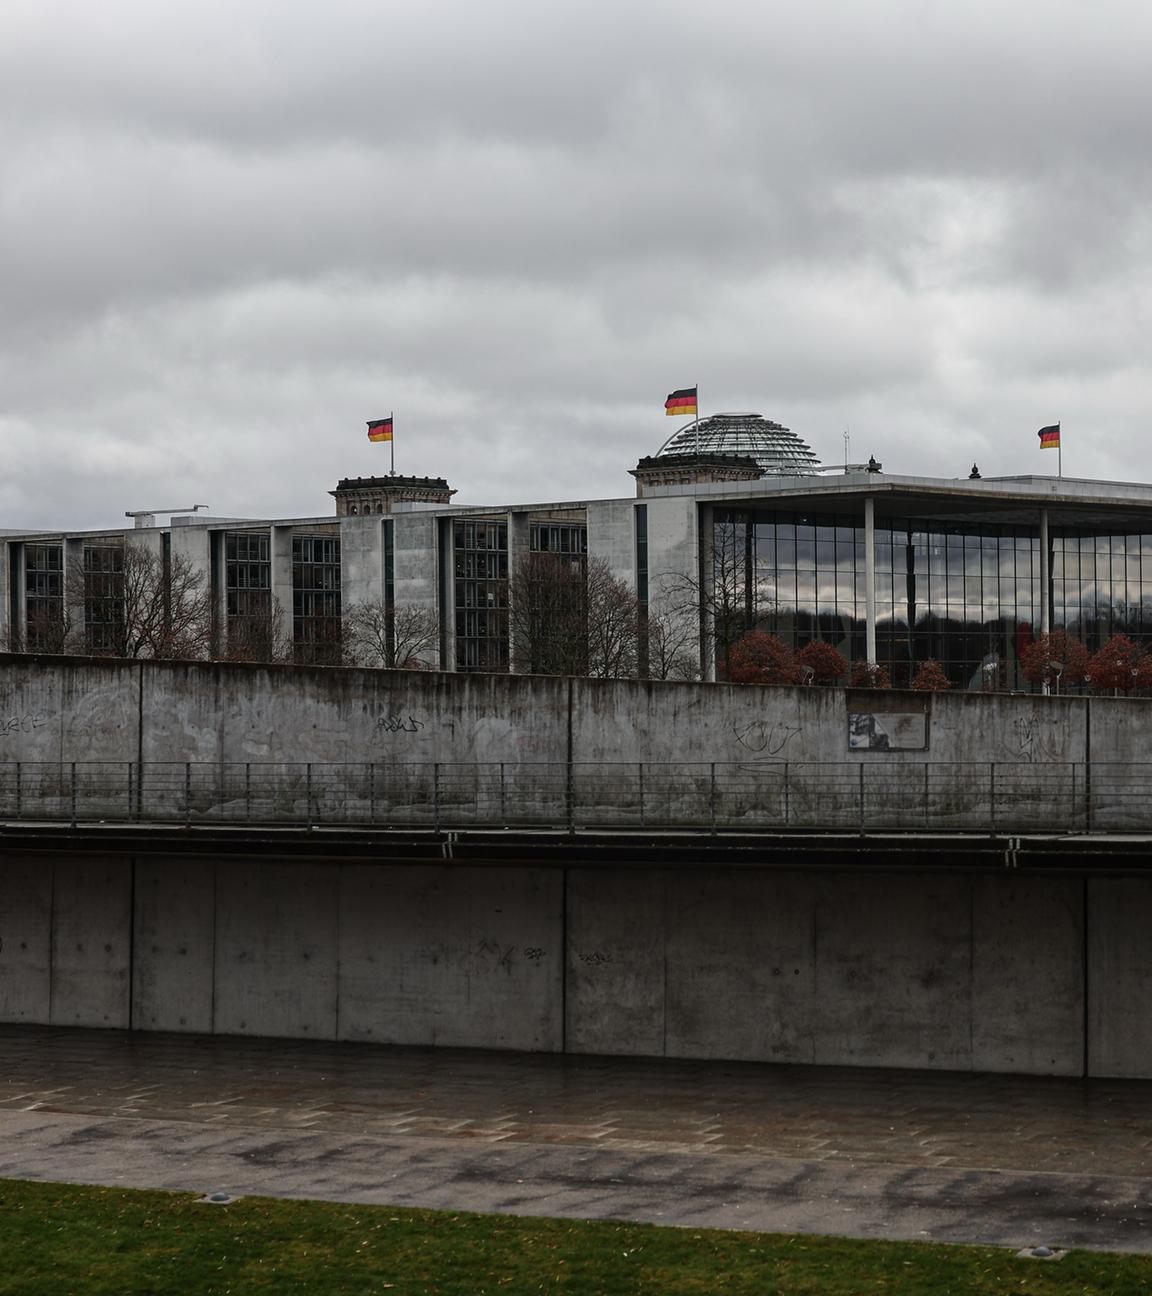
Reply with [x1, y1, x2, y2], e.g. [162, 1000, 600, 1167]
[5, 0, 1152, 530]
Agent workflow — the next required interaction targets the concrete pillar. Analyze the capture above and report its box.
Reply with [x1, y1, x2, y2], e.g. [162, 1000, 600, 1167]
[3, 541, 23, 650]
[270, 524, 294, 646]
[1039, 508, 1050, 637]
[864, 496, 877, 665]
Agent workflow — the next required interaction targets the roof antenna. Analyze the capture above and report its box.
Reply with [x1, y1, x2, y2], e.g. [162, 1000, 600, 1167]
[843, 429, 851, 473]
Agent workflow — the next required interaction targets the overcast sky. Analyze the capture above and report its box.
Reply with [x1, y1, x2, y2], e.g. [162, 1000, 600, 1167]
[3, 0, 1152, 530]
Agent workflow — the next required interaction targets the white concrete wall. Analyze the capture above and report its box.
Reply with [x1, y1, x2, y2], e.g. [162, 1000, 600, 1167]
[585, 500, 635, 584]
[340, 515, 386, 607]
[393, 513, 442, 668]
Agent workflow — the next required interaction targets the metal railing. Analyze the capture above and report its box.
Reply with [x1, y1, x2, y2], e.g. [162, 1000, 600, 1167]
[0, 759, 1146, 833]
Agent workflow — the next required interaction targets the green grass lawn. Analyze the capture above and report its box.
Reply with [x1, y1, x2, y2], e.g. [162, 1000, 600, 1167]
[0, 1178, 1149, 1295]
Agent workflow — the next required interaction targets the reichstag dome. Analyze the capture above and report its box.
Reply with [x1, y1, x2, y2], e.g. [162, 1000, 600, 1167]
[657, 412, 821, 475]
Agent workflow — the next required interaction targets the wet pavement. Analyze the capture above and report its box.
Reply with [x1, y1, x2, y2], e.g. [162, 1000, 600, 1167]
[1, 1025, 1151, 1253]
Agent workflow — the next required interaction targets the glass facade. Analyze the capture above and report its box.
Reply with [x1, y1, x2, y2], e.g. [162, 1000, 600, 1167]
[82, 543, 125, 654]
[453, 519, 509, 671]
[292, 533, 341, 664]
[529, 522, 587, 558]
[715, 507, 1152, 689]
[225, 531, 273, 657]
[24, 543, 64, 650]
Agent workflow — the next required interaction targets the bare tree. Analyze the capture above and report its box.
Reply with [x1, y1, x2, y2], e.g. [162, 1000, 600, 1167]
[509, 552, 591, 676]
[3, 604, 73, 655]
[509, 553, 638, 678]
[661, 518, 749, 679]
[644, 583, 701, 680]
[345, 598, 439, 669]
[66, 544, 212, 659]
[585, 559, 639, 679]
[219, 594, 292, 664]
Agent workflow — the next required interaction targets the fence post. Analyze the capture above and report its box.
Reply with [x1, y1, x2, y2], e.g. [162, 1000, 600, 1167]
[858, 763, 866, 833]
[71, 761, 78, 826]
[566, 763, 575, 834]
[989, 762, 997, 836]
[784, 762, 790, 827]
[306, 763, 313, 829]
[923, 763, 930, 829]
[14, 761, 21, 819]
[499, 762, 506, 827]
[369, 762, 376, 825]
[184, 762, 192, 827]
[126, 760, 133, 822]
[433, 762, 441, 831]
[638, 763, 645, 829]
[245, 762, 252, 822]
[1084, 760, 1092, 833]
[710, 762, 717, 835]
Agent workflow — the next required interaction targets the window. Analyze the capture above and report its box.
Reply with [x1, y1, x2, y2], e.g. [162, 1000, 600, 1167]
[292, 533, 341, 664]
[24, 543, 64, 650]
[225, 531, 272, 657]
[83, 543, 125, 654]
[453, 520, 508, 670]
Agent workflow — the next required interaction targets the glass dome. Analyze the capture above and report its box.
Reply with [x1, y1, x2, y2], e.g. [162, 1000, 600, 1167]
[656, 412, 820, 476]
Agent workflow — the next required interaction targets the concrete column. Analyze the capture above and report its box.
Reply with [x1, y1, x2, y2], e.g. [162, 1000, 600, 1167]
[4, 541, 24, 650]
[1039, 508, 1050, 637]
[698, 503, 716, 683]
[270, 524, 294, 645]
[864, 496, 877, 665]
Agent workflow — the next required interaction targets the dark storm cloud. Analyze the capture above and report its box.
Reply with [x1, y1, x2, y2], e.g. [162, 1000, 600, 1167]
[3, 0, 1152, 528]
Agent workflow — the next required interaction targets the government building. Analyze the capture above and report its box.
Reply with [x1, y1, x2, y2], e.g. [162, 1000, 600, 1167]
[5, 412, 1152, 689]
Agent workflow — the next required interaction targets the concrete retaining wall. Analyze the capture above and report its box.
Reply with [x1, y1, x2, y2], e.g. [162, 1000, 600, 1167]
[0, 654, 1122, 773]
[1, 854, 1146, 1077]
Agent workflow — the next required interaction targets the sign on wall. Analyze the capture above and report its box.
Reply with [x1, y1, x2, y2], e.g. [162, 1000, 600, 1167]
[847, 691, 930, 750]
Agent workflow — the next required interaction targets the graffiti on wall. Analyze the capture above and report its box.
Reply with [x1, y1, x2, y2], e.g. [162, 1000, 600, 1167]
[375, 714, 425, 736]
[733, 720, 801, 757]
[0, 712, 52, 738]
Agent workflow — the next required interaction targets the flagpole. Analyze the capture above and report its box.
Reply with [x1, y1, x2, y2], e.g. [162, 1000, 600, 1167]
[694, 383, 700, 456]
[1058, 421, 1062, 479]
[390, 410, 395, 477]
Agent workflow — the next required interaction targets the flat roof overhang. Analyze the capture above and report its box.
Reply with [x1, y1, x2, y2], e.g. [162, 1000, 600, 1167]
[699, 476, 1152, 532]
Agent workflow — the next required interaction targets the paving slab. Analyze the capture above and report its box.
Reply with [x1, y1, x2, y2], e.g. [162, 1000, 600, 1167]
[1, 1025, 1151, 1252]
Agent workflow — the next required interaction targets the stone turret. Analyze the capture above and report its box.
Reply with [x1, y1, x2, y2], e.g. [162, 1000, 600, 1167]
[630, 452, 764, 498]
[331, 475, 456, 516]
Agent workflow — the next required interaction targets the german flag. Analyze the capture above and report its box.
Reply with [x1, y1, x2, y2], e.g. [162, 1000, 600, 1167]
[665, 387, 697, 417]
[1037, 424, 1060, 449]
[367, 417, 393, 443]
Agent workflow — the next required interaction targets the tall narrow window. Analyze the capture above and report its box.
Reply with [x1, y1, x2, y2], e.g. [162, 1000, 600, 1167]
[453, 519, 509, 671]
[24, 543, 65, 651]
[225, 530, 272, 659]
[634, 505, 649, 676]
[83, 543, 125, 654]
[292, 533, 342, 665]
[383, 518, 396, 663]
